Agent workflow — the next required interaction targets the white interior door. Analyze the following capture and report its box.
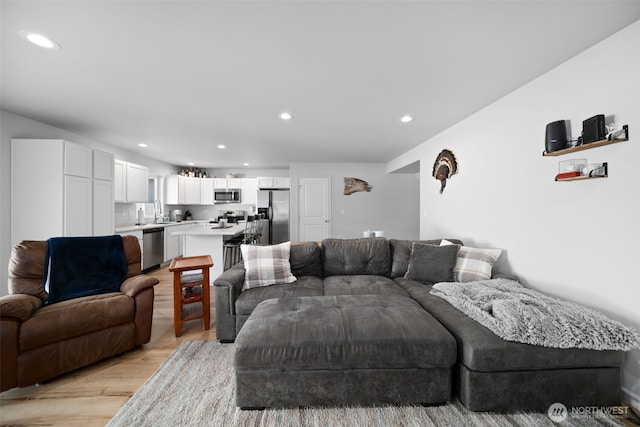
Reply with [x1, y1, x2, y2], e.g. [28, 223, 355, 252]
[299, 177, 330, 241]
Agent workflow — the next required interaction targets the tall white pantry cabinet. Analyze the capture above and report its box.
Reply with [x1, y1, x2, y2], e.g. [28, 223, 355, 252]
[11, 139, 115, 246]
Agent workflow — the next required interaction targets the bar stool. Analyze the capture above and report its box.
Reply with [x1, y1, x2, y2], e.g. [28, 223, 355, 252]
[223, 220, 255, 270]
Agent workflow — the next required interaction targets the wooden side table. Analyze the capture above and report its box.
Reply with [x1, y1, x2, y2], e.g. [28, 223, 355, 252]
[169, 255, 213, 337]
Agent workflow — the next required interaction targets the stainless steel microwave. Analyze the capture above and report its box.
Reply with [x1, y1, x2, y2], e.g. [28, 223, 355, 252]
[214, 189, 241, 204]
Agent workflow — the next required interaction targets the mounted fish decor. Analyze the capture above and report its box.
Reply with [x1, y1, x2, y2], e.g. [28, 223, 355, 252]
[344, 177, 372, 195]
[432, 149, 458, 194]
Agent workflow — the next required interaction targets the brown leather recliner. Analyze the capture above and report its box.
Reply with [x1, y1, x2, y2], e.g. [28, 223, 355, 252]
[0, 235, 159, 392]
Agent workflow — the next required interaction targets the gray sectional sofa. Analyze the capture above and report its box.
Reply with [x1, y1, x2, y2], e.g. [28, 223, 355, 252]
[213, 237, 625, 411]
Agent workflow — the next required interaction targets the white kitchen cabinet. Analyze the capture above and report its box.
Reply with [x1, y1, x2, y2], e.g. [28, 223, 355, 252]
[213, 178, 227, 189]
[93, 179, 114, 236]
[257, 177, 290, 189]
[113, 160, 149, 203]
[125, 162, 149, 202]
[201, 178, 214, 204]
[93, 150, 114, 181]
[184, 177, 201, 204]
[165, 175, 183, 205]
[166, 175, 214, 205]
[11, 139, 114, 246]
[242, 178, 258, 206]
[64, 142, 92, 177]
[214, 177, 242, 189]
[164, 224, 190, 261]
[64, 175, 92, 236]
[114, 160, 126, 202]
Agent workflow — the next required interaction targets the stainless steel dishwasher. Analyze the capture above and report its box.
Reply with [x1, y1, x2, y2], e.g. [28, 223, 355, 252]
[142, 227, 164, 271]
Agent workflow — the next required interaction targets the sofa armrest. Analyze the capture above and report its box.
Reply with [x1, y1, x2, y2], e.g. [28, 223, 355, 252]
[214, 264, 245, 293]
[214, 264, 245, 342]
[120, 275, 159, 298]
[0, 294, 42, 321]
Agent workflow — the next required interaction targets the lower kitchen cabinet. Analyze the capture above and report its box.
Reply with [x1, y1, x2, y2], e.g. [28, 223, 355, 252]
[164, 224, 191, 261]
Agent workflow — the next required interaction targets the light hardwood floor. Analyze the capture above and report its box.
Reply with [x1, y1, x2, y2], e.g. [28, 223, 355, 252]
[0, 266, 216, 427]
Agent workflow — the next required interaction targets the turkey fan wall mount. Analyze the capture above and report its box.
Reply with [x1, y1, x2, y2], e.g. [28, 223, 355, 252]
[432, 149, 458, 194]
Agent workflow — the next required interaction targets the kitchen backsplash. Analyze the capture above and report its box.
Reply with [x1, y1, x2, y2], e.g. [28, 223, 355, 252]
[115, 203, 141, 227]
[115, 202, 256, 227]
[186, 204, 256, 220]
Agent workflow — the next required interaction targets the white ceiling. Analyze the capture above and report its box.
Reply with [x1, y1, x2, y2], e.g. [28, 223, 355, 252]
[2, 1, 639, 170]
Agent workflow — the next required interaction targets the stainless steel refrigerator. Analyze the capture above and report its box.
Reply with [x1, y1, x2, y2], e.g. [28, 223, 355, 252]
[257, 190, 290, 244]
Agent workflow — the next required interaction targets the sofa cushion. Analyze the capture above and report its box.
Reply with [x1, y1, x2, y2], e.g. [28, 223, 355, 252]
[395, 277, 625, 372]
[19, 292, 134, 352]
[440, 240, 501, 282]
[404, 243, 458, 283]
[322, 237, 390, 277]
[389, 239, 463, 278]
[290, 242, 323, 277]
[322, 275, 408, 297]
[235, 276, 324, 315]
[235, 295, 457, 371]
[241, 242, 297, 290]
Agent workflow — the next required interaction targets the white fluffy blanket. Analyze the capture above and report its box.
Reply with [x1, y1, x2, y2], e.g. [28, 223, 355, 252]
[430, 278, 640, 351]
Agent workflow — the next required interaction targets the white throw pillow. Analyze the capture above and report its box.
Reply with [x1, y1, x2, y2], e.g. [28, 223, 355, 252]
[241, 242, 297, 290]
[440, 239, 501, 282]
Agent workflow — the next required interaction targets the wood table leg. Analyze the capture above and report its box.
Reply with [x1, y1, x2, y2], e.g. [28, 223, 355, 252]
[173, 270, 182, 337]
[203, 267, 210, 330]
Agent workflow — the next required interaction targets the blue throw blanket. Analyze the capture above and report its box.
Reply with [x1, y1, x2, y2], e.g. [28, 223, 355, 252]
[43, 235, 127, 305]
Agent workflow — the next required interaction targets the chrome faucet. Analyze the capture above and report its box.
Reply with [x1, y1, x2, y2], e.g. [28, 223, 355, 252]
[154, 200, 162, 223]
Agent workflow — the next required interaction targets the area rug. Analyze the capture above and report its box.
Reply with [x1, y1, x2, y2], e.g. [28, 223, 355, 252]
[107, 340, 624, 427]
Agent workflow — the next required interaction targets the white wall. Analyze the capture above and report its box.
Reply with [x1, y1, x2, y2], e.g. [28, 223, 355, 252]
[290, 162, 420, 241]
[389, 20, 640, 408]
[0, 109, 177, 296]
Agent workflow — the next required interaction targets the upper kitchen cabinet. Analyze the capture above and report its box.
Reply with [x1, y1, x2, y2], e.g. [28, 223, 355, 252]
[64, 142, 92, 177]
[93, 149, 115, 181]
[257, 177, 290, 189]
[242, 178, 258, 206]
[114, 160, 149, 203]
[165, 175, 213, 205]
[11, 139, 114, 245]
[201, 178, 214, 205]
[214, 177, 243, 189]
[125, 162, 149, 202]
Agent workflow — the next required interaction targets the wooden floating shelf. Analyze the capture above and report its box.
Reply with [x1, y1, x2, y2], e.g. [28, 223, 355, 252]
[556, 175, 607, 182]
[543, 138, 628, 156]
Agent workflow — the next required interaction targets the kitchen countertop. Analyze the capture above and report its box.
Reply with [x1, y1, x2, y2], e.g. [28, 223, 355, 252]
[169, 223, 246, 236]
[114, 220, 209, 233]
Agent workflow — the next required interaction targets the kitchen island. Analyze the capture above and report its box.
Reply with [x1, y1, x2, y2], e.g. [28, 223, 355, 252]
[169, 223, 246, 283]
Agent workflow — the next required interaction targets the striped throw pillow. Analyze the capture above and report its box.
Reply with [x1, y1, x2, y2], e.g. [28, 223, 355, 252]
[440, 240, 501, 282]
[241, 242, 297, 290]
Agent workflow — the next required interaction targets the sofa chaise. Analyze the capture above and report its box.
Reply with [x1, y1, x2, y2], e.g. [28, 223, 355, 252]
[214, 237, 627, 411]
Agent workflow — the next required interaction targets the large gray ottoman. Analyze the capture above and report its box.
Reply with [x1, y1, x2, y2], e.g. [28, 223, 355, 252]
[234, 294, 457, 408]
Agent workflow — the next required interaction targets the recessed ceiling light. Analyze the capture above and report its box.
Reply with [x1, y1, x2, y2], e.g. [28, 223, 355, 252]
[187, 162, 195, 166]
[217, 144, 226, 149]
[138, 143, 148, 148]
[18, 31, 61, 50]
[400, 115, 413, 123]
[279, 112, 293, 121]
[243, 163, 250, 166]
